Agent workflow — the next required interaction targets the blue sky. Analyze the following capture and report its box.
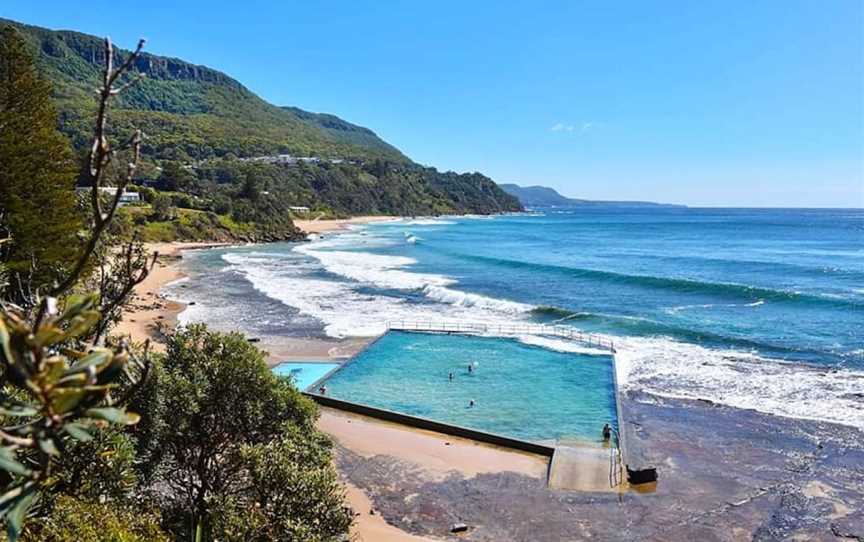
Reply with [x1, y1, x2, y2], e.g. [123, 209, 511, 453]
[4, 1, 863, 207]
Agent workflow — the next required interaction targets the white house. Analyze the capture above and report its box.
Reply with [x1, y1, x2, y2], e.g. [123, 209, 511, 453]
[76, 187, 141, 206]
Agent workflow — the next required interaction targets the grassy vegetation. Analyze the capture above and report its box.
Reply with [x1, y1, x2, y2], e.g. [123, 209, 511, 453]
[121, 206, 271, 243]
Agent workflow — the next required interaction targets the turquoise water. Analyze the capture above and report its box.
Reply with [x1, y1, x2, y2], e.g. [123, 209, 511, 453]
[322, 331, 617, 443]
[172, 208, 864, 429]
[272, 362, 340, 391]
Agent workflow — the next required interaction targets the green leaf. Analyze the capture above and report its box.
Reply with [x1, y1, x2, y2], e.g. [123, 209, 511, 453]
[64, 422, 93, 442]
[0, 405, 38, 417]
[0, 448, 31, 477]
[0, 484, 26, 513]
[85, 407, 140, 425]
[57, 294, 96, 322]
[4, 484, 36, 542]
[56, 372, 89, 387]
[37, 437, 59, 456]
[33, 325, 65, 347]
[43, 357, 68, 384]
[68, 348, 112, 373]
[50, 388, 86, 414]
[64, 311, 100, 339]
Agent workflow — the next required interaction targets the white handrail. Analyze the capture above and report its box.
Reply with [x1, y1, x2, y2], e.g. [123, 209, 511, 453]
[385, 320, 615, 352]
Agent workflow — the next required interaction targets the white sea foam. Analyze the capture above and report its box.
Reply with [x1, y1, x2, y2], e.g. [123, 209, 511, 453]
[191, 226, 864, 431]
[615, 335, 864, 429]
[294, 247, 455, 290]
[220, 249, 529, 339]
[665, 299, 766, 314]
[515, 335, 611, 356]
[404, 219, 456, 226]
[294, 237, 533, 315]
[422, 285, 533, 313]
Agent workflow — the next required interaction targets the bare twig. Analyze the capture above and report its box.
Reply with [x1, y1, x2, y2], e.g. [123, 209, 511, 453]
[50, 38, 146, 298]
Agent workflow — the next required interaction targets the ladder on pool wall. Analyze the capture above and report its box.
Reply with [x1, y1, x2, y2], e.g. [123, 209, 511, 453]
[385, 320, 616, 352]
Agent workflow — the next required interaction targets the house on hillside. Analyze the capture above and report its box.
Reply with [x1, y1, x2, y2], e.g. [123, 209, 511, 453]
[75, 187, 141, 206]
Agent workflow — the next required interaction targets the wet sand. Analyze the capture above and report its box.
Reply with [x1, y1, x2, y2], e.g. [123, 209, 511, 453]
[345, 482, 440, 542]
[320, 408, 549, 480]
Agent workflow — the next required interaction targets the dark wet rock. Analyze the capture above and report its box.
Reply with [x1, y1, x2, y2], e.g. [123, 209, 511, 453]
[335, 392, 864, 541]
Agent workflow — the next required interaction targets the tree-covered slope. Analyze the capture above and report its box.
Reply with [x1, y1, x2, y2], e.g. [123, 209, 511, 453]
[1, 17, 522, 237]
[2, 17, 407, 162]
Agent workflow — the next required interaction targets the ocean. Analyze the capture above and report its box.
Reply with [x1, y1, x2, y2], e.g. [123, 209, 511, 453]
[168, 208, 864, 429]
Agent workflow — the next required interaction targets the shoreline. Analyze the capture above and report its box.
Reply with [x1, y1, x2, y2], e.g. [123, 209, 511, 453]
[111, 221, 864, 540]
[293, 215, 398, 234]
[113, 216, 401, 348]
[112, 241, 233, 348]
[113, 221, 451, 542]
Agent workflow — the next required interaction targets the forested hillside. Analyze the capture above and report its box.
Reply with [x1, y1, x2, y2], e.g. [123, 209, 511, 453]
[3, 18, 522, 241]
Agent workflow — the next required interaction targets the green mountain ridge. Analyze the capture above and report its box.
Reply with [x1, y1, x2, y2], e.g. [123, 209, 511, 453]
[1, 18, 521, 242]
[2, 17, 406, 162]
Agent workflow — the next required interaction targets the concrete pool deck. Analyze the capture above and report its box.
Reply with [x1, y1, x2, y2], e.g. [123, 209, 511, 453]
[548, 444, 620, 493]
[332, 393, 864, 541]
[272, 329, 641, 538]
[319, 408, 549, 480]
[304, 329, 638, 493]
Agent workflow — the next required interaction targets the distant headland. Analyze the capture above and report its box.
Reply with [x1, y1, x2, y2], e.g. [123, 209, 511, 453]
[500, 183, 686, 209]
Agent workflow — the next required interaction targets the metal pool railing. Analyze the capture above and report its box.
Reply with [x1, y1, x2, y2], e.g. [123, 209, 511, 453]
[385, 320, 616, 352]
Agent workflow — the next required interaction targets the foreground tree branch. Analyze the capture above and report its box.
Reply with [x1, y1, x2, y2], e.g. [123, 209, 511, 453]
[0, 34, 151, 542]
[50, 37, 146, 299]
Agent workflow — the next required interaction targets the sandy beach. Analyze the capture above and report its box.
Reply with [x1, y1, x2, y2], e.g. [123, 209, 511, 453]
[321, 408, 549, 542]
[112, 242, 232, 348]
[320, 409, 548, 480]
[261, 337, 371, 366]
[113, 216, 399, 347]
[294, 215, 397, 234]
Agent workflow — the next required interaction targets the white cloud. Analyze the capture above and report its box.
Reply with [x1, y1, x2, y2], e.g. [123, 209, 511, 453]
[550, 121, 605, 134]
[550, 122, 576, 132]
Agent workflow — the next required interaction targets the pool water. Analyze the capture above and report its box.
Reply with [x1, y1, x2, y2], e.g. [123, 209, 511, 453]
[322, 332, 618, 443]
[272, 362, 341, 391]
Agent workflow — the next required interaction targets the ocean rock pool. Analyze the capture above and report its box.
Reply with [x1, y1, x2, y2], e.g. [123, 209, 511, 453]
[272, 362, 341, 391]
[320, 331, 619, 444]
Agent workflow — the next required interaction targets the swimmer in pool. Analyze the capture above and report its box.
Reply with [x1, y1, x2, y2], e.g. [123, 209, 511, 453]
[449, 372, 454, 382]
[602, 423, 612, 442]
[468, 399, 475, 408]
